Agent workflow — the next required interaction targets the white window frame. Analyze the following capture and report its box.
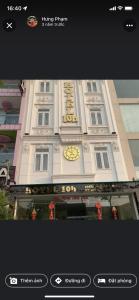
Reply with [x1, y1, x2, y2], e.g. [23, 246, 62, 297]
[95, 147, 110, 169]
[87, 81, 98, 93]
[90, 109, 103, 125]
[40, 81, 50, 93]
[38, 109, 50, 126]
[35, 148, 49, 172]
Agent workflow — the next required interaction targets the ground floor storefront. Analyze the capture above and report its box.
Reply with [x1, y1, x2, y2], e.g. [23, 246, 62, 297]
[8, 181, 139, 220]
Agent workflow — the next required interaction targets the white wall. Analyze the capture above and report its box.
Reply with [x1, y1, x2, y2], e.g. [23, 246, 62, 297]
[17, 80, 128, 184]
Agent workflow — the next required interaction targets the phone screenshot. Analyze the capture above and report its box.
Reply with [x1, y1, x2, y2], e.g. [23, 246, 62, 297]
[0, 1, 139, 300]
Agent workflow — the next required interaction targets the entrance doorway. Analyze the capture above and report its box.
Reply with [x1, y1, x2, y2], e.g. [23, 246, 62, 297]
[16, 192, 138, 220]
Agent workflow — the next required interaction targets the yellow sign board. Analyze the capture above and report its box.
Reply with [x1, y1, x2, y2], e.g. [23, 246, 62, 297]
[63, 81, 78, 123]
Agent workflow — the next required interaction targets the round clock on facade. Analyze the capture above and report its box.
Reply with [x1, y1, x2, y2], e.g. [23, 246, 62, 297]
[64, 146, 80, 161]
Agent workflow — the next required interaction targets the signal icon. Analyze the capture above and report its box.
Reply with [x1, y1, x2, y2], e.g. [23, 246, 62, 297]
[109, 6, 117, 11]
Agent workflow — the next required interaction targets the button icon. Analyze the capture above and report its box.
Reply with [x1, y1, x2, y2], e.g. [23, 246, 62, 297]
[97, 278, 106, 284]
[50, 274, 91, 288]
[55, 277, 62, 285]
[9, 277, 18, 285]
[2, 19, 16, 32]
[123, 19, 136, 32]
[93, 273, 137, 288]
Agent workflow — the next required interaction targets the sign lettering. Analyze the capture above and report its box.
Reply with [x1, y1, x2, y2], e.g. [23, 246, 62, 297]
[63, 81, 78, 123]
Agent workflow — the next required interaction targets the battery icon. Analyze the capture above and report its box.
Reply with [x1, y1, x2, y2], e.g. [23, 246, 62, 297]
[124, 6, 133, 11]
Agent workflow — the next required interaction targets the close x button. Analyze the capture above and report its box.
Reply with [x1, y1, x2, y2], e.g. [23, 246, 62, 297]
[93, 273, 137, 288]
[50, 273, 91, 288]
[2, 19, 16, 32]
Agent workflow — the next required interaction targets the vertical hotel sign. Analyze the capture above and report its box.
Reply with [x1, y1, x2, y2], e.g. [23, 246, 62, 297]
[63, 81, 78, 123]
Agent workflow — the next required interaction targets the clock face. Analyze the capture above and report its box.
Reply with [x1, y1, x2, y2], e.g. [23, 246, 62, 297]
[64, 146, 80, 161]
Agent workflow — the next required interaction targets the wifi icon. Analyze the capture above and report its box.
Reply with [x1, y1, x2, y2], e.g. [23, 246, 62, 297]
[117, 6, 123, 11]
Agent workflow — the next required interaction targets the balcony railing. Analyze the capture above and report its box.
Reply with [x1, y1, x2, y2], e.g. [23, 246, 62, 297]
[0, 114, 19, 125]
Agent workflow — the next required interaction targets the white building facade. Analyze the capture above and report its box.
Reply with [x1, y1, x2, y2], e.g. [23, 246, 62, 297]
[15, 80, 128, 185]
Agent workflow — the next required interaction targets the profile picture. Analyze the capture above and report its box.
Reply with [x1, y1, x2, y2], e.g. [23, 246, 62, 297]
[27, 16, 38, 28]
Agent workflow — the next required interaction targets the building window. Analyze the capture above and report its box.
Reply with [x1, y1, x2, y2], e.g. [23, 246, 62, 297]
[38, 109, 49, 126]
[114, 80, 139, 98]
[95, 147, 110, 169]
[87, 81, 97, 93]
[90, 110, 103, 125]
[35, 148, 49, 171]
[0, 142, 14, 165]
[40, 81, 50, 93]
[128, 140, 139, 170]
[120, 105, 139, 132]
